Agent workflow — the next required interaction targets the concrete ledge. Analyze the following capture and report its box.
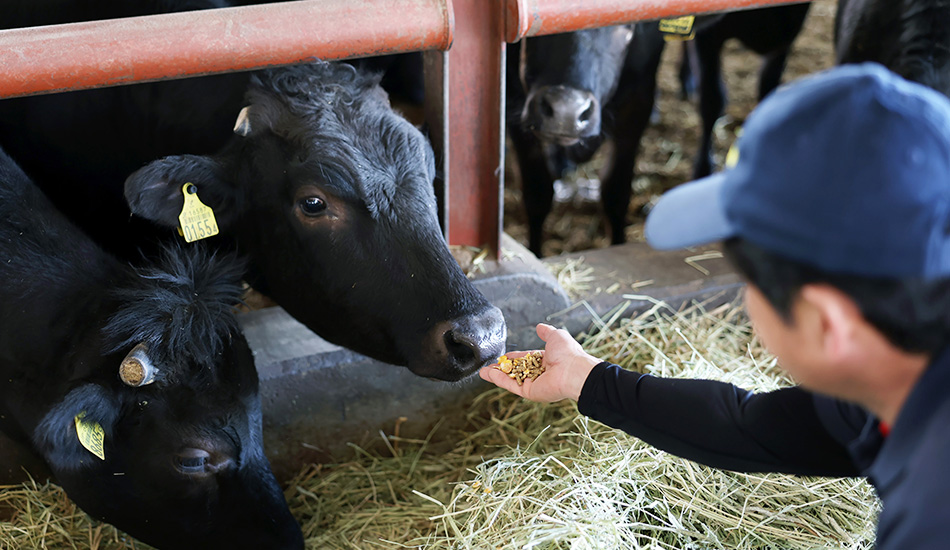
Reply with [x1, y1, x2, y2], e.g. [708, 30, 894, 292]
[543, 242, 743, 336]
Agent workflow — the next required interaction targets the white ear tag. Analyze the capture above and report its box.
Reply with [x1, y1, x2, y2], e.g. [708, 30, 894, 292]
[178, 183, 220, 243]
[74, 411, 106, 461]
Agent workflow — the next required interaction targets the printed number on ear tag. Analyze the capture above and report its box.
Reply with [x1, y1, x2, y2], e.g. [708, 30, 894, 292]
[74, 412, 105, 461]
[178, 183, 219, 243]
[659, 15, 695, 42]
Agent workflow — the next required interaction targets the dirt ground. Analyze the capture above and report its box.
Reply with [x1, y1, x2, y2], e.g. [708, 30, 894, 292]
[503, 0, 838, 257]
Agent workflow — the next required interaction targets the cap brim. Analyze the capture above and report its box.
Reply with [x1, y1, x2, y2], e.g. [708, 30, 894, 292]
[645, 171, 735, 250]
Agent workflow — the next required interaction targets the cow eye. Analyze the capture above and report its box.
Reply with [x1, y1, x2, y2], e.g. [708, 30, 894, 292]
[175, 449, 210, 474]
[298, 196, 327, 217]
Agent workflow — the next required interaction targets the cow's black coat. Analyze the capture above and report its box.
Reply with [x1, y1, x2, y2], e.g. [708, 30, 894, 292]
[680, 5, 811, 178]
[835, 0, 950, 97]
[0, 148, 302, 549]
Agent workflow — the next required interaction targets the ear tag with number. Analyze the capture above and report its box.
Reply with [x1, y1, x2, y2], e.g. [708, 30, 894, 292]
[178, 183, 219, 243]
[74, 411, 106, 461]
[659, 15, 696, 42]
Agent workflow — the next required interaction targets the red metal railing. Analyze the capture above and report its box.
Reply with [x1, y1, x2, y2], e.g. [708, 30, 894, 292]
[0, 0, 454, 98]
[506, 0, 808, 41]
[0, 0, 809, 254]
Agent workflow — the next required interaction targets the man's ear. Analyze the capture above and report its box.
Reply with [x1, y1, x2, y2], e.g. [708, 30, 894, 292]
[124, 154, 238, 231]
[31, 383, 121, 471]
[798, 284, 864, 362]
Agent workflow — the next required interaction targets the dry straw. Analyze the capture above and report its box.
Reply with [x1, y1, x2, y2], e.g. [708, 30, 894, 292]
[0, 298, 880, 549]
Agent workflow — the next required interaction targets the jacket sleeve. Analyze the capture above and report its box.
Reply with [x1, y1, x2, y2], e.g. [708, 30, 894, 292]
[576, 362, 866, 476]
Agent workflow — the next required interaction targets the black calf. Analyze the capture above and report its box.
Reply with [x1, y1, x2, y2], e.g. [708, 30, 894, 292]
[0, 147, 302, 549]
[509, 24, 666, 256]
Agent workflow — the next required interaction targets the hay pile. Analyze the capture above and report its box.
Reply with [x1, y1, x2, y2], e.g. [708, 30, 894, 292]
[0, 477, 149, 550]
[0, 299, 880, 549]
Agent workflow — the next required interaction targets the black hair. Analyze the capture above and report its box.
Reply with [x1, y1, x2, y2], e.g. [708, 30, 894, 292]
[723, 238, 950, 354]
[102, 244, 246, 375]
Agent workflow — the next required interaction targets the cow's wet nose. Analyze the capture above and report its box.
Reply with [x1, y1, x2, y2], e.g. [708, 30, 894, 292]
[422, 306, 507, 380]
[525, 85, 600, 140]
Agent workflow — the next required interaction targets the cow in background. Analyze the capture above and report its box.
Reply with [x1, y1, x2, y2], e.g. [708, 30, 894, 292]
[680, 4, 812, 178]
[509, 24, 666, 256]
[0, 147, 302, 549]
[0, 3, 506, 381]
[835, 0, 950, 97]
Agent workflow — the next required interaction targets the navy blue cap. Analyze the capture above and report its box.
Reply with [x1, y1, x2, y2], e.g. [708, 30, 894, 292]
[645, 63, 950, 278]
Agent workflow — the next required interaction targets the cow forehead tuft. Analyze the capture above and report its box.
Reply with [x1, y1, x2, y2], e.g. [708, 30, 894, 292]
[101, 244, 246, 379]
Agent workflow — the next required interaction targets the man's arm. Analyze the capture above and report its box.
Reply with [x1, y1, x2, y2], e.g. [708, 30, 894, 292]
[578, 362, 866, 476]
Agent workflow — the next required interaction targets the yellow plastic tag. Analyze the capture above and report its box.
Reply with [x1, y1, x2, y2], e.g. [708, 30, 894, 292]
[725, 127, 743, 169]
[659, 16, 695, 41]
[74, 412, 105, 461]
[178, 183, 219, 243]
[659, 15, 695, 35]
[725, 142, 740, 168]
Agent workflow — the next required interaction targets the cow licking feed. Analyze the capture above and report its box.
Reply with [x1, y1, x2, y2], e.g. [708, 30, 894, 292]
[0, 147, 303, 549]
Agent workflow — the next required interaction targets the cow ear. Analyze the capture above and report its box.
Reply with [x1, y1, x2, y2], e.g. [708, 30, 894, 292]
[125, 155, 238, 230]
[32, 383, 121, 471]
[232, 103, 279, 138]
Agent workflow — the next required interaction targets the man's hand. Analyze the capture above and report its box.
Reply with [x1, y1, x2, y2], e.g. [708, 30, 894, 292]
[479, 323, 601, 403]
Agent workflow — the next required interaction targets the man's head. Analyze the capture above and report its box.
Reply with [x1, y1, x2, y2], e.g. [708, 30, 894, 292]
[645, 63, 950, 399]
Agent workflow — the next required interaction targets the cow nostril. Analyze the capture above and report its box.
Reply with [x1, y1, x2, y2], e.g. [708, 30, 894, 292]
[443, 329, 477, 364]
[539, 96, 555, 119]
[579, 103, 593, 123]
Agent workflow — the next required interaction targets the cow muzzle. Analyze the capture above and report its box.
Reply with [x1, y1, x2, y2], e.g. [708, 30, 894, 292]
[523, 85, 601, 144]
[413, 305, 507, 381]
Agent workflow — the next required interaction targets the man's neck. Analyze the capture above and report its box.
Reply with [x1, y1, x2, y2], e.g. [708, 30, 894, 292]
[858, 348, 930, 426]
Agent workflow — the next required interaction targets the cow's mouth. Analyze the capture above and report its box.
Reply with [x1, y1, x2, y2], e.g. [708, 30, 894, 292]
[532, 130, 583, 147]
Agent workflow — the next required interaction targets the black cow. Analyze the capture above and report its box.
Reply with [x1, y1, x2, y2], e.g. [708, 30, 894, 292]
[0, 3, 506, 381]
[835, 0, 950, 97]
[0, 147, 302, 549]
[509, 24, 666, 256]
[680, 4, 812, 178]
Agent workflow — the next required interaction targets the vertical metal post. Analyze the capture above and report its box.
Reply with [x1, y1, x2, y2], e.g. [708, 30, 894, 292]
[426, 0, 506, 255]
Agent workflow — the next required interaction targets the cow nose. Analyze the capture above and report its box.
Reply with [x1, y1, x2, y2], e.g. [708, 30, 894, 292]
[525, 85, 600, 140]
[420, 306, 507, 380]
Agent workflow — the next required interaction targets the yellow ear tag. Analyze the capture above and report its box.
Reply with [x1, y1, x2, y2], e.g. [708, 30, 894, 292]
[725, 127, 743, 169]
[659, 15, 696, 41]
[178, 183, 219, 243]
[74, 412, 105, 461]
[725, 143, 740, 169]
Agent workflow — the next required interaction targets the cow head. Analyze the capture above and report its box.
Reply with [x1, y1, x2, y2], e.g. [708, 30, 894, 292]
[520, 25, 635, 146]
[125, 62, 506, 381]
[31, 246, 303, 550]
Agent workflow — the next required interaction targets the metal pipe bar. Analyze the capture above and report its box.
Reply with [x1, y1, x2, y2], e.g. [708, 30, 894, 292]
[0, 0, 453, 99]
[431, 0, 506, 253]
[506, 0, 810, 42]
